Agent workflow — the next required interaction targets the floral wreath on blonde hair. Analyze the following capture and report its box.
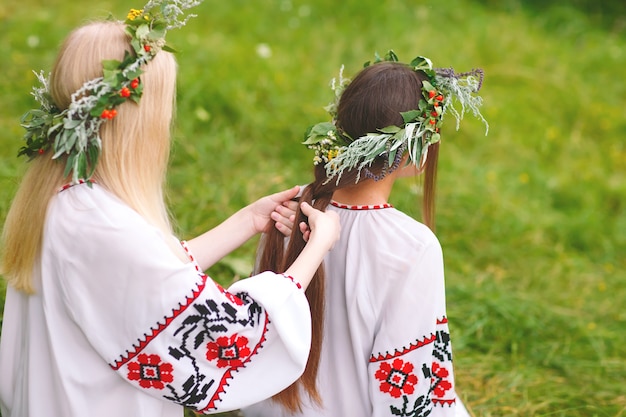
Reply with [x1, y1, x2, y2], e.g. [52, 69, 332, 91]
[18, 0, 203, 184]
[304, 50, 489, 184]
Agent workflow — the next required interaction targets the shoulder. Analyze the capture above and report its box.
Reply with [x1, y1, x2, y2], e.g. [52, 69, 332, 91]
[51, 183, 144, 227]
[46, 183, 169, 258]
[369, 207, 441, 256]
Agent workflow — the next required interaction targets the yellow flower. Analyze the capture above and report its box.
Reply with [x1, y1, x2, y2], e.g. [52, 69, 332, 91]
[327, 149, 339, 161]
[127, 9, 143, 20]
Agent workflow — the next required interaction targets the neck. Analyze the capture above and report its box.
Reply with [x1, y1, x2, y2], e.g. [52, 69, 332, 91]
[332, 173, 396, 206]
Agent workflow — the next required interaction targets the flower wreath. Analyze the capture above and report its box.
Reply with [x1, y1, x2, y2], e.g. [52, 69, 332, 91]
[303, 50, 489, 183]
[18, 0, 203, 184]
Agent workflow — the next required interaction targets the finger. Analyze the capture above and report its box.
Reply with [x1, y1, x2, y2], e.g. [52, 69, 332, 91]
[299, 222, 310, 242]
[275, 220, 292, 237]
[275, 203, 296, 219]
[271, 210, 294, 229]
[283, 199, 299, 211]
[272, 185, 300, 203]
[299, 201, 313, 216]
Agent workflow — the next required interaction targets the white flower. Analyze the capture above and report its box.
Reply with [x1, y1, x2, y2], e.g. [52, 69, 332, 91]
[255, 43, 272, 59]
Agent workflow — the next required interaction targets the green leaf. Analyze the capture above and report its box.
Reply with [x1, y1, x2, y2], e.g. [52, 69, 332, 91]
[162, 44, 177, 53]
[147, 27, 166, 41]
[64, 130, 78, 152]
[379, 125, 400, 134]
[103, 69, 121, 86]
[135, 24, 151, 40]
[422, 80, 435, 93]
[388, 149, 397, 166]
[87, 142, 100, 173]
[47, 122, 63, 136]
[64, 154, 76, 177]
[102, 59, 122, 71]
[303, 122, 336, 144]
[125, 68, 144, 80]
[131, 38, 142, 54]
[62, 118, 81, 129]
[385, 50, 399, 62]
[401, 110, 420, 123]
[409, 56, 433, 71]
[77, 152, 87, 179]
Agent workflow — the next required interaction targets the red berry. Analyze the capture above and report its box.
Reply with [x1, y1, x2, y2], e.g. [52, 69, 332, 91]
[431, 111, 438, 117]
[429, 119, 436, 125]
[144, 44, 151, 52]
[130, 78, 140, 89]
[101, 109, 117, 120]
[436, 94, 444, 101]
[38, 148, 45, 154]
[120, 87, 131, 98]
[428, 90, 436, 99]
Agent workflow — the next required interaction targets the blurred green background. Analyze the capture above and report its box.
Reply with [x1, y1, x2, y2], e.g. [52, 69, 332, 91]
[1, 1, 625, 416]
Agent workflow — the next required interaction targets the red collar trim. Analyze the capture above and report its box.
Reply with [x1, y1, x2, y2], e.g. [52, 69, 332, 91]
[330, 200, 393, 210]
[57, 179, 94, 193]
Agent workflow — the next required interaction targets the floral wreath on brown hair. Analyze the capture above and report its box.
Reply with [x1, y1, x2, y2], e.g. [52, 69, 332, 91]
[304, 50, 489, 184]
[18, 0, 203, 184]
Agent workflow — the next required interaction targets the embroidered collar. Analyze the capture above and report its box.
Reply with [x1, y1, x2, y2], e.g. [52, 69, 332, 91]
[58, 179, 94, 192]
[330, 200, 393, 210]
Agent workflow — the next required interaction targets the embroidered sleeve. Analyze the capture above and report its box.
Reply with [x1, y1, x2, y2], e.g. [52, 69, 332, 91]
[367, 240, 458, 417]
[52, 194, 311, 413]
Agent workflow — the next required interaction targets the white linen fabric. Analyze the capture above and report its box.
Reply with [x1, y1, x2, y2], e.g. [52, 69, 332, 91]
[244, 201, 465, 417]
[0, 182, 311, 417]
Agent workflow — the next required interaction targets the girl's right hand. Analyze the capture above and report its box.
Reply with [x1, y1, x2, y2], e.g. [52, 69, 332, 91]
[299, 202, 340, 252]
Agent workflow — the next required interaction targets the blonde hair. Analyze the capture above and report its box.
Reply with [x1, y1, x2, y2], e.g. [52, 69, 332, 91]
[1, 21, 178, 293]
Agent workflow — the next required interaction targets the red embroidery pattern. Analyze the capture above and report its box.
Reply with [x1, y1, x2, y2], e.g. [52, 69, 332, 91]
[331, 201, 393, 210]
[57, 179, 93, 192]
[109, 272, 208, 370]
[127, 353, 174, 389]
[110, 240, 220, 370]
[206, 334, 252, 368]
[370, 333, 437, 363]
[201, 313, 271, 411]
[371, 317, 457, 416]
[431, 362, 452, 398]
[375, 358, 418, 398]
[281, 273, 302, 290]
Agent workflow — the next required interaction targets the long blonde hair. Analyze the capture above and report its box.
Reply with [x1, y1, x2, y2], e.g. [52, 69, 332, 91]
[1, 21, 178, 293]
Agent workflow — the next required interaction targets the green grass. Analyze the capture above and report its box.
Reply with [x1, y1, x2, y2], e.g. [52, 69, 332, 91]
[1, 1, 625, 416]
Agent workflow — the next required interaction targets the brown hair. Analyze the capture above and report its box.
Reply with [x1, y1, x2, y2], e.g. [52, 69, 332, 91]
[257, 61, 440, 412]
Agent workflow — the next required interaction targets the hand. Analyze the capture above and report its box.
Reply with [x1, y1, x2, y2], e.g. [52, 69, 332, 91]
[270, 200, 298, 237]
[299, 202, 340, 251]
[250, 186, 300, 234]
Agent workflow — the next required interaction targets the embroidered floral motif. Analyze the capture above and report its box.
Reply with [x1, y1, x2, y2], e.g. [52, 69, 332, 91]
[375, 358, 418, 398]
[371, 318, 457, 415]
[431, 362, 452, 398]
[161, 292, 268, 410]
[127, 353, 174, 389]
[206, 334, 252, 368]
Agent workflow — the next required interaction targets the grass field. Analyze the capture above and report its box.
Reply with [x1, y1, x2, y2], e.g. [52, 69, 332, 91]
[1, 1, 625, 416]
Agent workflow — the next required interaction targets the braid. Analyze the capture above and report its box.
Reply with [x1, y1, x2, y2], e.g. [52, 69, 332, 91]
[263, 160, 363, 412]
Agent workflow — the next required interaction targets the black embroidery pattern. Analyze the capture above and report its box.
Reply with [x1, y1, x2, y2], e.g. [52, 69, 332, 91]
[165, 290, 264, 409]
[373, 320, 456, 416]
[123, 288, 268, 411]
